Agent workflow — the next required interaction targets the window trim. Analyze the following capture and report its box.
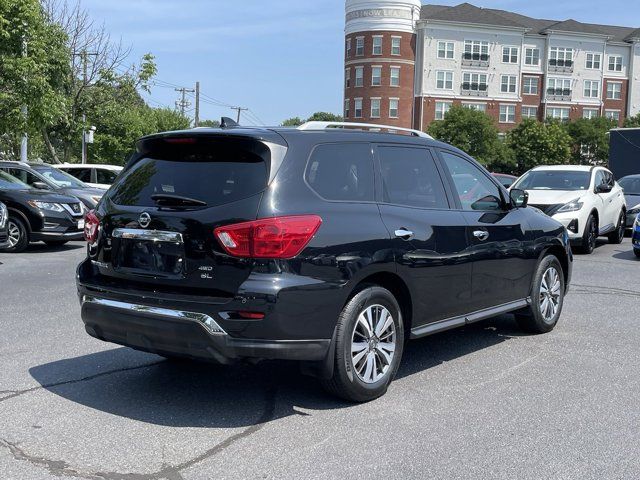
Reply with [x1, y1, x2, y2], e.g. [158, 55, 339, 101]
[434, 101, 453, 121]
[435, 70, 454, 90]
[502, 45, 519, 64]
[521, 105, 539, 119]
[583, 79, 600, 99]
[371, 65, 382, 87]
[354, 97, 363, 118]
[390, 66, 401, 87]
[522, 76, 539, 95]
[524, 47, 540, 66]
[500, 75, 518, 94]
[372, 35, 383, 56]
[499, 104, 516, 124]
[388, 97, 400, 119]
[585, 52, 601, 70]
[608, 55, 623, 72]
[437, 41, 455, 60]
[606, 81, 622, 100]
[355, 36, 365, 57]
[391, 36, 402, 56]
[354, 66, 364, 88]
[370, 97, 382, 119]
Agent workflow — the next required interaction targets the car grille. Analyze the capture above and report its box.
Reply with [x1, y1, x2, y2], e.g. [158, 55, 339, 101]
[62, 203, 84, 217]
[529, 204, 564, 216]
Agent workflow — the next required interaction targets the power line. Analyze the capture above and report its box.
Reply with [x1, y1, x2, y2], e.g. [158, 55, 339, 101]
[175, 87, 195, 116]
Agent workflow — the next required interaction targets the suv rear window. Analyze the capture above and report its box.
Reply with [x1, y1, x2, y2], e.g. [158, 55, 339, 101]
[109, 137, 269, 207]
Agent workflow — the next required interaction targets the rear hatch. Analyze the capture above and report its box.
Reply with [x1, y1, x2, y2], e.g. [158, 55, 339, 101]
[91, 133, 286, 298]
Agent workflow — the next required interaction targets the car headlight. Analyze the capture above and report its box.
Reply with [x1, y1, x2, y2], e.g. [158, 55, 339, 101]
[557, 199, 584, 213]
[27, 200, 65, 213]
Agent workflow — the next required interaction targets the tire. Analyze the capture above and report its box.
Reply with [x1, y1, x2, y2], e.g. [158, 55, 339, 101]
[577, 214, 597, 254]
[2, 217, 29, 253]
[320, 286, 404, 402]
[634, 249, 640, 259]
[607, 210, 625, 244]
[44, 240, 69, 247]
[516, 255, 565, 334]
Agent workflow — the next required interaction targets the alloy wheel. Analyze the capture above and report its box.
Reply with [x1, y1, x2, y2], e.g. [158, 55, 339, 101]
[588, 220, 597, 251]
[617, 212, 625, 242]
[350, 304, 396, 384]
[7, 220, 20, 248]
[539, 266, 561, 323]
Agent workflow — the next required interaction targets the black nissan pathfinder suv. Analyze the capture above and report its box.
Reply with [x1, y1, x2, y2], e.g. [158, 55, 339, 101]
[77, 121, 572, 402]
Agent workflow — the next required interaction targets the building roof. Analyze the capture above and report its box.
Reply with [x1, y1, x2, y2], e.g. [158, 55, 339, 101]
[420, 3, 639, 42]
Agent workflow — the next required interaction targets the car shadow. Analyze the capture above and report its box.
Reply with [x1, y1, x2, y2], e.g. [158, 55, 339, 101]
[612, 248, 639, 261]
[24, 242, 85, 254]
[29, 315, 522, 428]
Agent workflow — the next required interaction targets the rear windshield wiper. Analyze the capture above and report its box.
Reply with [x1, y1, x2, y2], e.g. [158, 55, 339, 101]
[151, 194, 208, 207]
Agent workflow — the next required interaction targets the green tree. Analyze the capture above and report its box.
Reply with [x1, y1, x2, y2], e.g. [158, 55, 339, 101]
[564, 117, 616, 165]
[507, 119, 572, 174]
[624, 113, 640, 128]
[427, 105, 510, 167]
[306, 112, 343, 122]
[0, 0, 70, 160]
[198, 119, 221, 128]
[281, 117, 304, 127]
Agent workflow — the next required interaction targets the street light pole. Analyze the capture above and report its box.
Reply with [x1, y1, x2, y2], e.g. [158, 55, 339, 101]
[20, 31, 28, 163]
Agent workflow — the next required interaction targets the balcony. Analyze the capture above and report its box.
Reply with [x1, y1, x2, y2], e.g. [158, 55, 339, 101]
[461, 83, 489, 97]
[546, 88, 572, 101]
[462, 53, 490, 67]
[548, 59, 574, 73]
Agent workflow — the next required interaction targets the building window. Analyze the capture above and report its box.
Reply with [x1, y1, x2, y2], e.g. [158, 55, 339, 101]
[522, 106, 538, 119]
[500, 75, 517, 94]
[354, 98, 363, 118]
[345, 68, 350, 88]
[371, 66, 382, 86]
[437, 41, 455, 59]
[584, 80, 600, 98]
[583, 108, 599, 119]
[524, 47, 540, 66]
[586, 52, 601, 69]
[389, 98, 399, 118]
[607, 82, 622, 100]
[462, 72, 488, 91]
[346, 39, 351, 57]
[434, 102, 452, 120]
[499, 104, 516, 123]
[549, 47, 573, 66]
[547, 78, 572, 96]
[523, 77, 538, 95]
[436, 71, 454, 90]
[356, 37, 364, 56]
[390, 67, 400, 87]
[605, 110, 620, 121]
[354, 67, 364, 87]
[502, 46, 518, 64]
[370, 98, 381, 118]
[372, 36, 383, 55]
[608, 55, 623, 72]
[344, 99, 350, 118]
[547, 107, 570, 122]
[391, 37, 401, 56]
[464, 40, 489, 60]
[463, 103, 486, 112]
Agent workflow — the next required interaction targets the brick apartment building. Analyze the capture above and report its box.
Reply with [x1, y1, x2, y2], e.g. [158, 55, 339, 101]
[343, 1, 640, 131]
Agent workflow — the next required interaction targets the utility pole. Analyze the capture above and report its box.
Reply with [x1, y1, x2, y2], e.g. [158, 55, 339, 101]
[194, 82, 200, 127]
[231, 106, 248, 124]
[175, 87, 195, 116]
[76, 50, 98, 164]
[20, 29, 27, 163]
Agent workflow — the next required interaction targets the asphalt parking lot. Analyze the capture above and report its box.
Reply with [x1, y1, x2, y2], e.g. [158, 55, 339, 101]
[1, 239, 639, 480]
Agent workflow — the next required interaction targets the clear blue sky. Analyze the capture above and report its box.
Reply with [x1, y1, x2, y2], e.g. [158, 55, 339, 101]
[81, 0, 638, 126]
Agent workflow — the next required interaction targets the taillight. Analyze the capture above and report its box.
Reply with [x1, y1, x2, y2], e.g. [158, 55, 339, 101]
[84, 210, 100, 244]
[214, 215, 322, 259]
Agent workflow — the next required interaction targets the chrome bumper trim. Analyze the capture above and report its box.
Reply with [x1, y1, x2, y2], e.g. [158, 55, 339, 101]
[81, 295, 227, 335]
[112, 228, 183, 243]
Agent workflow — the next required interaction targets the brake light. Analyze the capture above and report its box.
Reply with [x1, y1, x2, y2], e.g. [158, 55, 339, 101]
[237, 311, 265, 320]
[214, 215, 322, 259]
[84, 210, 100, 244]
[164, 137, 196, 144]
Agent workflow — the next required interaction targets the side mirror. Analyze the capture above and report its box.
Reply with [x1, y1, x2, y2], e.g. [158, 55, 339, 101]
[32, 181, 50, 190]
[595, 184, 612, 193]
[510, 188, 528, 208]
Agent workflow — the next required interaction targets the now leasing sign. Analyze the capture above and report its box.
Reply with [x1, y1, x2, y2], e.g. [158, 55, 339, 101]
[346, 8, 412, 22]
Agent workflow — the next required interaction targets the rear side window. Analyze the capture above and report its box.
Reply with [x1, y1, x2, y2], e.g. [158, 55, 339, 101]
[109, 137, 269, 207]
[66, 168, 92, 183]
[96, 169, 118, 185]
[305, 143, 374, 202]
[379, 146, 448, 209]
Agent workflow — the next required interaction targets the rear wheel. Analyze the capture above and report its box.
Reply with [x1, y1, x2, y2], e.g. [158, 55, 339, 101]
[578, 214, 597, 254]
[608, 210, 625, 244]
[2, 217, 29, 253]
[320, 286, 404, 402]
[635, 249, 640, 259]
[516, 255, 565, 334]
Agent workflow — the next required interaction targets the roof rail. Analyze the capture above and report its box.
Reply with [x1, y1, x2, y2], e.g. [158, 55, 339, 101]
[297, 121, 432, 139]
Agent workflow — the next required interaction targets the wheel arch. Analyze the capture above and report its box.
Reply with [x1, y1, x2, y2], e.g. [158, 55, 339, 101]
[539, 243, 570, 285]
[7, 206, 32, 233]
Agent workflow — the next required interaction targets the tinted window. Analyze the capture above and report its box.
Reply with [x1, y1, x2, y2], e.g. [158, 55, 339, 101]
[66, 168, 92, 183]
[379, 146, 448, 209]
[440, 151, 503, 211]
[2, 168, 40, 186]
[96, 169, 118, 185]
[305, 143, 374, 202]
[619, 176, 640, 194]
[109, 138, 268, 207]
[0, 170, 29, 190]
[513, 170, 591, 191]
[34, 166, 86, 188]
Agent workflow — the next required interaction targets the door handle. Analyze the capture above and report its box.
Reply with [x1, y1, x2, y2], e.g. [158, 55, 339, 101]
[473, 230, 490, 241]
[394, 228, 414, 240]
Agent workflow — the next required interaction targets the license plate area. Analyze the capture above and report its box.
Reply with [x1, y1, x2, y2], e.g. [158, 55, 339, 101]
[111, 229, 185, 278]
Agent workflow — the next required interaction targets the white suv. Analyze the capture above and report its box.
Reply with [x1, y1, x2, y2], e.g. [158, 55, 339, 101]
[512, 166, 626, 254]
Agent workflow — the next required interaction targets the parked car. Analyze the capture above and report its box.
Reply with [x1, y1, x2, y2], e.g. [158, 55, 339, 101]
[77, 121, 572, 402]
[633, 214, 640, 258]
[0, 201, 8, 249]
[0, 161, 104, 209]
[492, 173, 518, 189]
[511, 165, 626, 254]
[618, 174, 640, 230]
[0, 170, 85, 252]
[56, 163, 123, 189]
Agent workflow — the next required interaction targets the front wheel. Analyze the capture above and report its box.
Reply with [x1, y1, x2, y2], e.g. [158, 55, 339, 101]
[577, 214, 597, 254]
[320, 286, 404, 402]
[608, 210, 625, 244]
[516, 255, 565, 334]
[2, 217, 29, 253]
